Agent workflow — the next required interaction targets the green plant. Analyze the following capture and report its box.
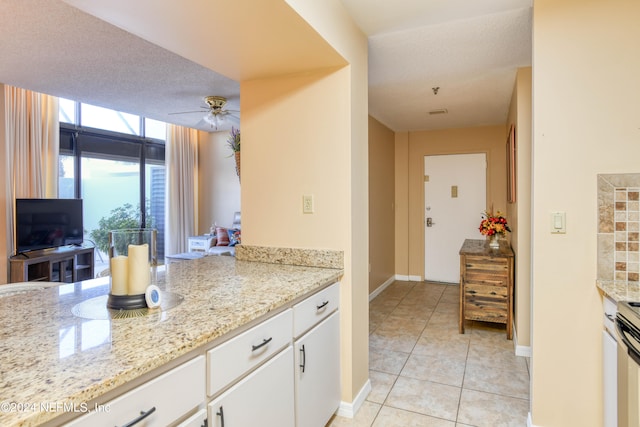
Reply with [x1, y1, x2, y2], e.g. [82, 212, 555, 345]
[89, 202, 155, 254]
[227, 126, 240, 152]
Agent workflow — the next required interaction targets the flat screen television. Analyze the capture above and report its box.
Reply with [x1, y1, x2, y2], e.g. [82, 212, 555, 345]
[15, 198, 84, 254]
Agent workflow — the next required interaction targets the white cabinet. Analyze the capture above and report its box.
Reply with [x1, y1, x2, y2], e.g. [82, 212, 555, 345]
[294, 312, 341, 427]
[208, 346, 295, 427]
[207, 309, 292, 396]
[603, 295, 618, 427]
[66, 356, 205, 427]
[293, 282, 340, 427]
[176, 409, 207, 427]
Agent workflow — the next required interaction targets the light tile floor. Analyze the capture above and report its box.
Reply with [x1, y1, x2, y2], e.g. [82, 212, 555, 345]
[328, 280, 530, 427]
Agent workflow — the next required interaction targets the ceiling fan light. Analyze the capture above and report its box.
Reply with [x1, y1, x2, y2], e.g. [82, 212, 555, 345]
[204, 111, 225, 129]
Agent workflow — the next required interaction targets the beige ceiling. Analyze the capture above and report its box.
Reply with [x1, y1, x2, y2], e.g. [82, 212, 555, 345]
[0, 0, 532, 133]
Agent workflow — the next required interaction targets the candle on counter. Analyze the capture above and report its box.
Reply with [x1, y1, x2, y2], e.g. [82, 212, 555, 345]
[110, 255, 129, 295]
[127, 243, 150, 295]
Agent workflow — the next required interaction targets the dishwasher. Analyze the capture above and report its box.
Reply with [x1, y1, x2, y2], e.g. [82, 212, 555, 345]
[616, 301, 640, 427]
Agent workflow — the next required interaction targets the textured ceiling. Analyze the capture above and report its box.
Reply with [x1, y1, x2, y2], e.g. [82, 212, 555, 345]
[342, 0, 533, 131]
[0, 0, 532, 133]
[0, 0, 240, 132]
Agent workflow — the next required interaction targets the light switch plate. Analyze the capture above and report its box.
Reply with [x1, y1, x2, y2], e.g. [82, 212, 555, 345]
[550, 211, 566, 234]
[303, 195, 314, 214]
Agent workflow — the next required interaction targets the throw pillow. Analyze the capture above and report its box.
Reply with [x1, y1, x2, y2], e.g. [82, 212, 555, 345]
[216, 227, 229, 246]
[227, 228, 241, 246]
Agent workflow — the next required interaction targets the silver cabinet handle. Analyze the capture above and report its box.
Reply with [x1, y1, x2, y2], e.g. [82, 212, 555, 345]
[119, 406, 156, 427]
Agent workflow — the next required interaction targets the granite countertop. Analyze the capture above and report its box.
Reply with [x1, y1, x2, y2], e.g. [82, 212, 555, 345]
[597, 279, 640, 303]
[0, 255, 343, 427]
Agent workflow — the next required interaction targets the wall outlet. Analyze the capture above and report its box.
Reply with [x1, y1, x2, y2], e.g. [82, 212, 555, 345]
[303, 195, 314, 214]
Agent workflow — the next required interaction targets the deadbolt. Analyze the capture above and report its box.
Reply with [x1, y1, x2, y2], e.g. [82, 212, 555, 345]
[426, 217, 434, 227]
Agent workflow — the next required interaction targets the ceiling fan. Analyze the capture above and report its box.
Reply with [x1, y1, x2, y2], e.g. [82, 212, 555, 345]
[169, 95, 239, 130]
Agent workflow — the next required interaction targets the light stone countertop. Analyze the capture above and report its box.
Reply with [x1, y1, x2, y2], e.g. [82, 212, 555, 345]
[0, 255, 343, 427]
[597, 280, 640, 303]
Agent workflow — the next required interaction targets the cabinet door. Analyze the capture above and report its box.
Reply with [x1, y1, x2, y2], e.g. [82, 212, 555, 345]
[208, 346, 294, 427]
[294, 312, 340, 427]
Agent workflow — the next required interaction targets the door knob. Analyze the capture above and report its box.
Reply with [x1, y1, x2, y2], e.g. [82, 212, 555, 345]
[426, 217, 434, 227]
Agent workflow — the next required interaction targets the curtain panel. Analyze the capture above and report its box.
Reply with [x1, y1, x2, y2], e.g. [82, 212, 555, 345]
[4, 86, 59, 257]
[165, 124, 199, 255]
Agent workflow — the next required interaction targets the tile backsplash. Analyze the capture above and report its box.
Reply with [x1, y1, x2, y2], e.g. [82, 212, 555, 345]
[598, 174, 640, 281]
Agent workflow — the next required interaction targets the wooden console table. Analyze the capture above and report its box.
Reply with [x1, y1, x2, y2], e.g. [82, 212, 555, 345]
[9, 245, 95, 283]
[459, 238, 514, 339]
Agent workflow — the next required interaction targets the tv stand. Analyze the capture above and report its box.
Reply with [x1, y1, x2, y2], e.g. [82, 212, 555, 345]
[9, 245, 95, 283]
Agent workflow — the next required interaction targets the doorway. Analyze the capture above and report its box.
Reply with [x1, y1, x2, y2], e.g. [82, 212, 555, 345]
[424, 153, 487, 283]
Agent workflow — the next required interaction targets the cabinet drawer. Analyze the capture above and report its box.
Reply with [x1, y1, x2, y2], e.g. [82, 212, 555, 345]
[66, 356, 205, 427]
[208, 346, 294, 427]
[464, 256, 508, 276]
[465, 304, 508, 323]
[464, 287, 508, 323]
[293, 282, 340, 338]
[207, 309, 292, 396]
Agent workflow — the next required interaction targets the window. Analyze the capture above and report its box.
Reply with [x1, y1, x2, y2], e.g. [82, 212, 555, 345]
[58, 98, 166, 273]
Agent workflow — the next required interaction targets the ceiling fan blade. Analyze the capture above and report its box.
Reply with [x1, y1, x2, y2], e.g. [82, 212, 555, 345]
[168, 109, 207, 115]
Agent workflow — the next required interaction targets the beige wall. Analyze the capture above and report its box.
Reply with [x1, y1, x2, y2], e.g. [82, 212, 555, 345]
[506, 67, 532, 348]
[67, 0, 369, 406]
[531, 1, 640, 425]
[395, 126, 507, 279]
[394, 132, 410, 278]
[0, 84, 7, 283]
[368, 116, 395, 294]
[197, 130, 241, 234]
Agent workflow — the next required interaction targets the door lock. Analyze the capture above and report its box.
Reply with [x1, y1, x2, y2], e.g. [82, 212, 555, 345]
[426, 217, 435, 227]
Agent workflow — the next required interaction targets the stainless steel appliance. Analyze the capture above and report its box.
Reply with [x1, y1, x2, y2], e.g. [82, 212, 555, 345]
[616, 301, 640, 426]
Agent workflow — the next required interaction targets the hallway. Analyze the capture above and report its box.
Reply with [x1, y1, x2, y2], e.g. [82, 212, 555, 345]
[329, 281, 530, 426]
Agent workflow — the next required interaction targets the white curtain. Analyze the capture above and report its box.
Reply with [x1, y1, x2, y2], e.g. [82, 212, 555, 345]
[4, 85, 59, 257]
[165, 124, 199, 255]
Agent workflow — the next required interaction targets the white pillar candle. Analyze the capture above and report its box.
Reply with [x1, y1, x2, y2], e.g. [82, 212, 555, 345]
[127, 243, 150, 295]
[110, 255, 129, 295]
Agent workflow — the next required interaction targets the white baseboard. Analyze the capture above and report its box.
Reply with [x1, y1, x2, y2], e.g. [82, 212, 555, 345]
[394, 274, 422, 282]
[512, 321, 532, 357]
[528, 412, 539, 426]
[369, 276, 395, 301]
[337, 379, 372, 418]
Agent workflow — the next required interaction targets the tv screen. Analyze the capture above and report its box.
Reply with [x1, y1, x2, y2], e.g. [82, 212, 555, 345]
[15, 198, 84, 253]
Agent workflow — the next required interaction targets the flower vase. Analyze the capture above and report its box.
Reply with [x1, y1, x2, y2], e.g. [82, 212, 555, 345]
[234, 151, 241, 183]
[489, 234, 500, 249]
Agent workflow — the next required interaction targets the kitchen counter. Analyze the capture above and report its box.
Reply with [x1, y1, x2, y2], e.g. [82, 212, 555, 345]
[597, 280, 640, 303]
[0, 255, 343, 427]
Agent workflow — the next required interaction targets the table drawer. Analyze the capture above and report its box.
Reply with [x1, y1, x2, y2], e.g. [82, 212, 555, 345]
[465, 303, 508, 323]
[293, 282, 339, 338]
[207, 309, 292, 397]
[464, 256, 508, 275]
[464, 283, 508, 324]
[464, 275, 508, 288]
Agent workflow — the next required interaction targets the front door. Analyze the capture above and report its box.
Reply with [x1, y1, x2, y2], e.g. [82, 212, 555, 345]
[424, 153, 486, 283]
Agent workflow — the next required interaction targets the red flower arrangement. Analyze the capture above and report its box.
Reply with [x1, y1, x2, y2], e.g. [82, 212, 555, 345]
[479, 210, 511, 236]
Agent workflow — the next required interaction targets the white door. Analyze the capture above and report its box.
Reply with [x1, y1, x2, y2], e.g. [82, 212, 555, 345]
[424, 153, 486, 283]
